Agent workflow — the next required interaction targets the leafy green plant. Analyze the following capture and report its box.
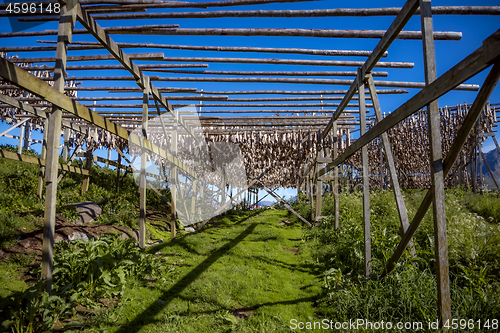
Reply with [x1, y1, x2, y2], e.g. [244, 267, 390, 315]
[303, 188, 500, 324]
[1, 287, 74, 333]
[1, 235, 175, 332]
[50, 236, 173, 307]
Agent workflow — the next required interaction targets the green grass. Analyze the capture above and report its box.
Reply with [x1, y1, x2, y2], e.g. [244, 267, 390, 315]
[301, 189, 500, 332]
[78, 209, 322, 332]
[2, 150, 500, 332]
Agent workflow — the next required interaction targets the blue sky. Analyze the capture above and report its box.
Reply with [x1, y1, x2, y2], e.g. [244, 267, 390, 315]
[1, 0, 499, 202]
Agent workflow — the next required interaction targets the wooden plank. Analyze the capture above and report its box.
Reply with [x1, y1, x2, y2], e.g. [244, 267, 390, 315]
[4, 26, 459, 40]
[79, 6, 500, 20]
[0, 57, 196, 177]
[73, 3, 197, 140]
[81, 146, 93, 193]
[12, 53, 165, 63]
[139, 75, 150, 248]
[382, 62, 500, 280]
[19, 41, 388, 57]
[363, 0, 420, 75]
[315, 150, 323, 223]
[259, 182, 312, 227]
[366, 76, 416, 257]
[480, 150, 500, 189]
[317, 28, 500, 179]
[41, 0, 76, 294]
[57, 133, 86, 182]
[322, 0, 419, 137]
[333, 121, 339, 231]
[0, 149, 90, 175]
[420, 0, 451, 325]
[359, 72, 371, 277]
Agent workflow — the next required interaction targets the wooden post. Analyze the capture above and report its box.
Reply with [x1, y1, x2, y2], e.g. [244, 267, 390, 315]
[81, 144, 93, 194]
[139, 76, 150, 249]
[477, 115, 482, 193]
[107, 147, 112, 168]
[171, 111, 178, 239]
[359, 70, 371, 277]
[367, 75, 416, 257]
[38, 120, 48, 199]
[420, 0, 452, 326]
[41, 0, 76, 294]
[309, 169, 315, 220]
[315, 150, 323, 221]
[333, 121, 339, 230]
[480, 150, 500, 189]
[22, 120, 31, 151]
[116, 153, 121, 193]
[62, 127, 70, 162]
[17, 121, 24, 154]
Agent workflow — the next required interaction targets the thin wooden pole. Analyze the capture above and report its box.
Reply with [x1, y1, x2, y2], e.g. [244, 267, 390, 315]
[139, 76, 150, 249]
[420, 0, 451, 326]
[22, 120, 31, 151]
[81, 143, 93, 194]
[259, 183, 311, 226]
[20, 41, 388, 57]
[11, 53, 165, 63]
[331, 122, 339, 230]
[17, 121, 25, 154]
[381, 62, 500, 279]
[62, 127, 70, 162]
[359, 71, 371, 277]
[171, 111, 178, 239]
[2, 26, 461, 40]
[367, 75, 416, 257]
[480, 150, 500, 189]
[38, 120, 48, 199]
[315, 150, 323, 222]
[85, 6, 500, 21]
[41, 0, 76, 294]
[116, 153, 121, 193]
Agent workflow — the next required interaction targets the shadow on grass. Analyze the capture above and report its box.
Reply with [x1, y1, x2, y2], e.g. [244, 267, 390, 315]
[116, 222, 258, 333]
[145, 210, 262, 256]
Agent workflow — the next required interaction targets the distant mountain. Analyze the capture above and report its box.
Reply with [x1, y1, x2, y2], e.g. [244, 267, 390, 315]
[482, 147, 500, 189]
[258, 201, 273, 207]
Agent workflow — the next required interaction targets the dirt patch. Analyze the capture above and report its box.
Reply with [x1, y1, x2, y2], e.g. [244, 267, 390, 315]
[278, 219, 293, 226]
[0, 214, 138, 264]
[283, 246, 299, 254]
[232, 307, 255, 319]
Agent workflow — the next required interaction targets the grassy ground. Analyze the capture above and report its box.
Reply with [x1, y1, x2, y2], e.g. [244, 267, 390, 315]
[2, 148, 500, 332]
[73, 210, 322, 332]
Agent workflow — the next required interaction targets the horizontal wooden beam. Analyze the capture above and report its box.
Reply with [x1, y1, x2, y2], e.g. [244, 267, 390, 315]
[27, 41, 389, 57]
[0, 85, 198, 93]
[0, 57, 196, 177]
[2, 26, 461, 40]
[18, 64, 209, 70]
[12, 53, 165, 63]
[0, 149, 90, 175]
[34, 75, 478, 90]
[0, 92, 88, 134]
[94, 109, 361, 114]
[76, 6, 500, 20]
[186, 89, 409, 95]
[322, 0, 420, 137]
[73, 2, 198, 140]
[76, 102, 373, 108]
[318, 29, 500, 178]
[78, 0, 320, 9]
[0, 25, 179, 38]
[130, 69, 390, 77]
